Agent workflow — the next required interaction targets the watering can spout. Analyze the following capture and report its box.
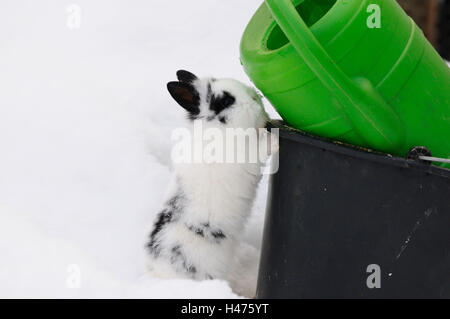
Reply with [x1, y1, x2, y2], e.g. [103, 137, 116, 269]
[264, 0, 405, 152]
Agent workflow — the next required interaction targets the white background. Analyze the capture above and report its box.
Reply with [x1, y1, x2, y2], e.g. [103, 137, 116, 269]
[0, 0, 279, 298]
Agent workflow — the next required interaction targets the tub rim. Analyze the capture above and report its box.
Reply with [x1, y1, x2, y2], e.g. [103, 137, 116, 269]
[269, 120, 450, 178]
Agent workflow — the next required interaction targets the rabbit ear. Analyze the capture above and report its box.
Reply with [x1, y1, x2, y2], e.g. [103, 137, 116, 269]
[176, 70, 198, 83]
[167, 81, 200, 115]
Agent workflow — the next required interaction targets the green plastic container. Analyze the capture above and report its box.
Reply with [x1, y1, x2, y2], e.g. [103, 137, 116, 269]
[240, 0, 450, 167]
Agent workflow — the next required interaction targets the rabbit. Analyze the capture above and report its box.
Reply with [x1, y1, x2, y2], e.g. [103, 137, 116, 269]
[146, 70, 277, 297]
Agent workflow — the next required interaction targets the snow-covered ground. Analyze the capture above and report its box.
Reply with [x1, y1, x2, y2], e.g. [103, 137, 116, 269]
[0, 0, 279, 298]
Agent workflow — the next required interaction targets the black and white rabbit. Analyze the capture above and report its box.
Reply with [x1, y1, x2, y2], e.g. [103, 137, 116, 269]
[147, 70, 276, 297]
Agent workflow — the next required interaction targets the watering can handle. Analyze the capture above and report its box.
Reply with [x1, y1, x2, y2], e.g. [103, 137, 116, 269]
[265, 0, 405, 152]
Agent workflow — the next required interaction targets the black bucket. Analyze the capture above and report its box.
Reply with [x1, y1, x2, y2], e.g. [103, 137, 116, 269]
[257, 122, 450, 299]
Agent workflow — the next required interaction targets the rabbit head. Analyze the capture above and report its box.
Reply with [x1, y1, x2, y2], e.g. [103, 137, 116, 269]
[167, 70, 268, 129]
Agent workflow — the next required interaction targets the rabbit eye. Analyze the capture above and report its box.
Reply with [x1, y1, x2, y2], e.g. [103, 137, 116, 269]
[221, 93, 235, 107]
[209, 91, 235, 115]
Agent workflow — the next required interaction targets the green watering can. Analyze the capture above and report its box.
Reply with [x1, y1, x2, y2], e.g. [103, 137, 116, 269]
[240, 0, 450, 168]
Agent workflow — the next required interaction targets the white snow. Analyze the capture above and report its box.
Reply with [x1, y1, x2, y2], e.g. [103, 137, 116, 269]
[0, 0, 278, 298]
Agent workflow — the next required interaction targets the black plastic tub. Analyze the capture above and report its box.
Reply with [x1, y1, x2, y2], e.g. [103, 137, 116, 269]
[257, 122, 450, 299]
